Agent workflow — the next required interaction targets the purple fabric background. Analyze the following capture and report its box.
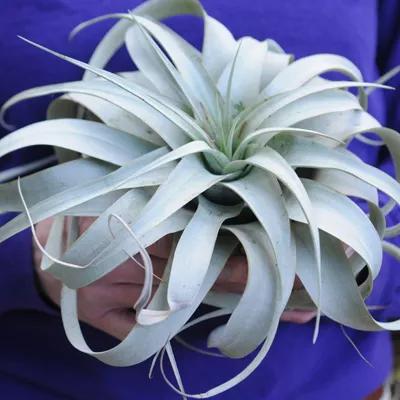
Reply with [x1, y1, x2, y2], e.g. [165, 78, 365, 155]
[0, 1, 399, 398]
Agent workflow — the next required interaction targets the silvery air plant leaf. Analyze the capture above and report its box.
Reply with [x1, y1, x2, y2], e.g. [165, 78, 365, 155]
[1, 0, 400, 397]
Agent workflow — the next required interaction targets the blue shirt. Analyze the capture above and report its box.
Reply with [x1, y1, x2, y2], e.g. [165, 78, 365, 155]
[0, 1, 399, 399]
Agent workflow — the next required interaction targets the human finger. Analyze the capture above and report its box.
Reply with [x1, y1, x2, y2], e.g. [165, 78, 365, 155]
[95, 308, 136, 340]
[98, 255, 167, 285]
[102, 283, 163, 309]
[147, 235, 173, 259]
[214, 255, 248, 290]
[280, 309, 317, 324]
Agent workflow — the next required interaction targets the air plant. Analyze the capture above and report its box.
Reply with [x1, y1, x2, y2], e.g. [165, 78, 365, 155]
[0, 0, 400, 397]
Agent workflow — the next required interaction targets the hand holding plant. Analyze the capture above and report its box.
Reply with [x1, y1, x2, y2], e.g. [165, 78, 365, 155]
[33, 218, 315, 341]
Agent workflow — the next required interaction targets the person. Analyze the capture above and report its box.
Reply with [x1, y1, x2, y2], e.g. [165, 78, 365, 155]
[0, 0, 399, 398]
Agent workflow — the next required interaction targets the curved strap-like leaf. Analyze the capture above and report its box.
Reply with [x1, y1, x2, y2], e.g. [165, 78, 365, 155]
[0, 154, 56, 183]
[300, 121, 398, 274]
[217, 37, 267, 107]
[221, 168, 295, 303]
[1, 80, 189, 148]
[202, 14, 237, 81]
[0, 158, 114, 213]
[285, 179, 382, 281]
[297, 111, 400, 237]
[263, 54, 364, 97]
[80, 0, 204, 80]
[383, 240, 400, 261]
[0, 119, 155, 166]
[135, 16, 219, 120]
[15, 38, 213, 147]
[128, 22, 217, 129]
[133, 15, 222, 124]
[59, 237, 237, 366]
[313, 167, 385, 285]
[314, 168, 378, 205]
[158, 262, 290, 399]
[52, 208, 192, 289]
[294, 109, 380, 145]
[246, 81, 390, 133]
[341, 127, 400, 239]
[259, 89, 361, 130]
[282, 137, 400, 212]
[125, 25, 186, 106]
[55, 187, 150, 268]
[203, 291, 240, 311]
[40, 215, 65, 271]
[260, 50, 292, 89]
[167, 196, 242, 310]
[233, 127, 342, 160]
[314, 164, 385, 239]
[52, 92, 165, 146]
[51, 154, 227, 288]
[131, 155, 229, 235]
[61, 191, 128, 217]
[295, 226, 400, 331]
[225, 147, 322, 336]
[0, 148, 165, 244]
[207, 223, 282, 358]
[63, 165, 175, 217]
[0, 142, 209, 244]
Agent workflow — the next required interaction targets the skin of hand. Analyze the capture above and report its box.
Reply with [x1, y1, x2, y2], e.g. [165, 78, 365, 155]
[33, 217, 315, 341]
